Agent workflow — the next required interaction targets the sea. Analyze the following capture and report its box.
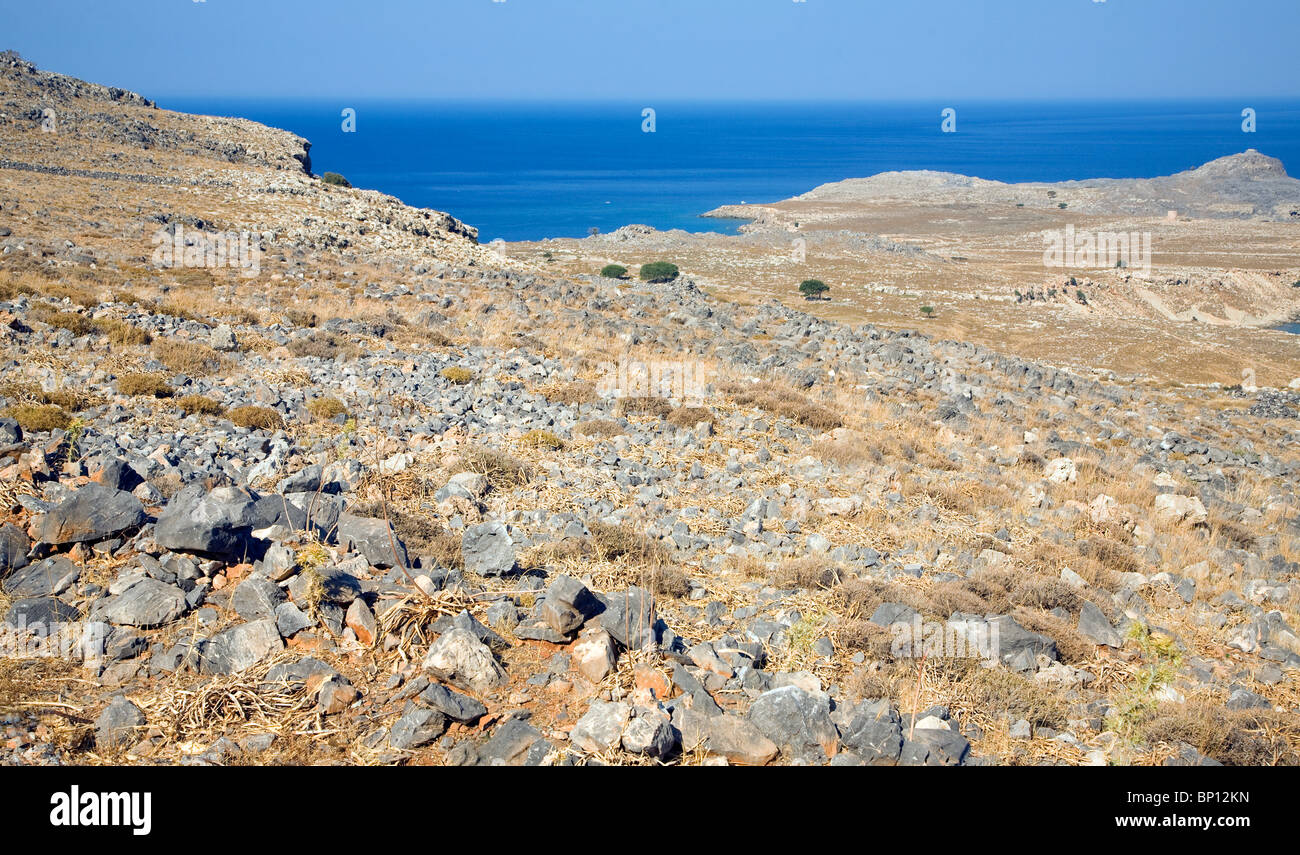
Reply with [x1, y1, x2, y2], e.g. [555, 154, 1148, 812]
[163, 98, 1300, 244]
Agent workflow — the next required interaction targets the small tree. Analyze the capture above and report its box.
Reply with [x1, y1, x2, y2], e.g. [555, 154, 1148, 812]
[321, 172, 351, 188]
[798, 279, 829, 300]
[1077, 289, 1088, 304]
[920, 305, 934, 318]
[639, 262, 679, 283]
[600, 264, 628, 280]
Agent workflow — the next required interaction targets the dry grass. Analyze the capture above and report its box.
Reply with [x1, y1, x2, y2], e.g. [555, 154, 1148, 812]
[461, 446, 532, 488]
[719, 379, 842, 430]
[4, 403, 72, 432]
[574, 418, 625, 438]
[227, 405, 284, 431]
[93, 317, 153, 346]
[535, 380, 596, 405]
[440, 365, 474, 385]
[29, 304, 96, 336]
[666, 405, 714, 428]
[153, 340, 225, 375]
[288, 331, 358, 360]
[1137, 702, 1300, 766]
[175, 394, 225, 416]
[117, 372, 173, 398]
[306, 396, 348, 421]
[616, 397, 672, 419]
[520, 429, 564, 450]
[0, 380, 97, 412]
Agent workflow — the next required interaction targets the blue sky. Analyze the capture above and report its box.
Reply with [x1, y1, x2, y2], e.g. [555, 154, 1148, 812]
[4, 0, 1297, 101]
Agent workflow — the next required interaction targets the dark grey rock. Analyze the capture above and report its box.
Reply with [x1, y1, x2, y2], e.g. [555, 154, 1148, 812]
[39, 483, 146, 545]
[747, 685, 838, 763]
[475, 717, 543, 766]
[461, 521, 516, 576]
[95, 696, 145, 748]
[597, 586, 658, 650]
[839, 700, 904, 764]
[101, 578, 188, 628]
[0, 522, 30, 573]
[3, 596, 80, 630]
[1, 555, 78, 597]
[154, 484, 261, 557]
[417, 682, 488, 723]
[900, 728, 970, 766]
[232, 574, 286, 621]
[197, 618, 284, 674]
[1078, 600, 1122, 648]
[388, 702, 448, 750]
[337, 512, 409, 569]
[274, 601, 314, 637]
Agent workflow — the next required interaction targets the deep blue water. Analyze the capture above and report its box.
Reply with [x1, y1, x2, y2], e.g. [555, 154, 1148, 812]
[164, 98, 1300, 242]
[1276, 322, 1300, 335]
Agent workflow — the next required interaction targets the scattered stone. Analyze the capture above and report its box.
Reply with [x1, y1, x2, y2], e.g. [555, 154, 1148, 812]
[422, 627, 507, 692]
[95, 696, 145, 748]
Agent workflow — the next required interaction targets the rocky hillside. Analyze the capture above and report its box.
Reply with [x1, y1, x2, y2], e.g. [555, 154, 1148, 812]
[0, 58, 1298, 766]
[730, 150, 1300, 221]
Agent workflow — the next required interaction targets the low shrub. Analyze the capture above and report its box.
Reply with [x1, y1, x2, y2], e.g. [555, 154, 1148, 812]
[441, 366, 474, 385]
[176, 394, 225, 416]
[117, 372, 173, 398]
[227, 405, 283, 431]
[306, 396, 348, 421]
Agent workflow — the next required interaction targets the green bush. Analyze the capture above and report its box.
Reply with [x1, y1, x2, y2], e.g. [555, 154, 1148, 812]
[920, 305, 934, 317]
[600, 264, 628, 280]
[798, 279, 829, 300]
[321, 172, 351, 188]
[639, 262, 679, 283]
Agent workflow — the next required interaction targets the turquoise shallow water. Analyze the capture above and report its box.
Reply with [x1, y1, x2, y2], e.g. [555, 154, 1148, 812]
[166, 98, 1300, 242]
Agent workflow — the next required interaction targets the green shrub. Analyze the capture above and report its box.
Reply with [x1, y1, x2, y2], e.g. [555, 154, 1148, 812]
[920, 305, 934, 317]
[639, 262, 679, 283]
[798, 279, 829, 300]
[600, 264, 628, 280]
[321, 172, 351, 188]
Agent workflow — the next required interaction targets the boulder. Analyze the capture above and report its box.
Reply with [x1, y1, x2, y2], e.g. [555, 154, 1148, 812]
[155, 484, 261, 556]
[197, 619, 284, 674]
[39, 483, 146, 545]
[336, 512, 409, 568]
[460, 521, 516, 576]
[1, 555, 78, 598]
[0, 522, 31, 573]
[747, 685, 839, 762]
[95, 696, 145, 749]
[101, 578, 188, 628]
[422, 627, 507, 692]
